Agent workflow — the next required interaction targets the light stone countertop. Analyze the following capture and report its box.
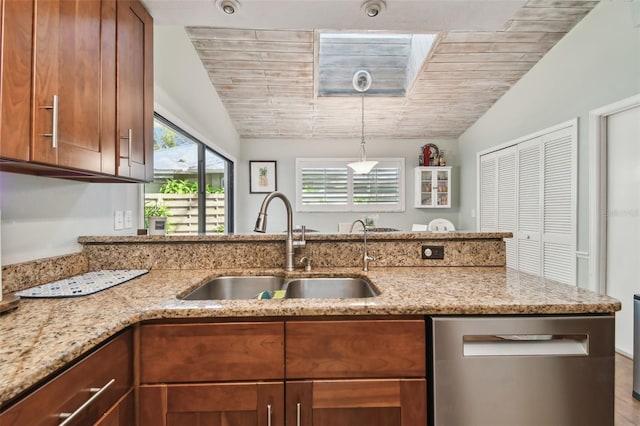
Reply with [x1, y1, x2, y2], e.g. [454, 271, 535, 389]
[0, 266, 620, 408]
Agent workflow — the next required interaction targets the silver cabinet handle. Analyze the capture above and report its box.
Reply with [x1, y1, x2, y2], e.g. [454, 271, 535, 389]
[296, 402, 301, 426]
[267, 403, 272, 426]
[41, 95, 59, 148]
[120, 129, 133, 167]
[127, 128, 132, 167]
[58, 378, 115, 425]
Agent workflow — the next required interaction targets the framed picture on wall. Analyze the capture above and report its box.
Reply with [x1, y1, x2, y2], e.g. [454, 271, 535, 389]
[249, 161, 277, 193]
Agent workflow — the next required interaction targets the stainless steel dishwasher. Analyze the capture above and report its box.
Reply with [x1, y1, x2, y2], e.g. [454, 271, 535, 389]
[429, 315, 615, 426]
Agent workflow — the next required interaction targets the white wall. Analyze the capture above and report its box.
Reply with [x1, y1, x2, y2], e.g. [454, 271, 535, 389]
[236, 137, 459, 234]
[0, 172, 140, 265]
[457, 1, 640, 287]
[154, 26, 240, 160]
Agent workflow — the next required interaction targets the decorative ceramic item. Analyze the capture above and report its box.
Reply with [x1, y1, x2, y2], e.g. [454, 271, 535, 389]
[420, 143, 439, 166]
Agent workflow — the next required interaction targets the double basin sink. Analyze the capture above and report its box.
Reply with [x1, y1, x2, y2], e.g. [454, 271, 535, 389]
[181, 275, 378, 300]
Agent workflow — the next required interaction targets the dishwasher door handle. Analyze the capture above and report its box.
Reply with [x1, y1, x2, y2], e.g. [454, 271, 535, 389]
[463, 334, 588, 356]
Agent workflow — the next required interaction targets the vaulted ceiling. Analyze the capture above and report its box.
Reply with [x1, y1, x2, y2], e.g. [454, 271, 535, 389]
[146, 0, 599, 140]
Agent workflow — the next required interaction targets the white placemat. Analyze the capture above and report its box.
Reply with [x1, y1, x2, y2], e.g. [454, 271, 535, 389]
[15, 269, 148, 298]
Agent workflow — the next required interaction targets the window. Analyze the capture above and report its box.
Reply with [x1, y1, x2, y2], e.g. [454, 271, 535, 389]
[145, 114, 234, 234]
[296, 158, 404, 212]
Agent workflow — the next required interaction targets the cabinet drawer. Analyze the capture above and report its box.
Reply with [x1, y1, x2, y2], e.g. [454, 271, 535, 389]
[286, 320, 426, 379]
[0, 329, 133, 426]
[140, 322, 285, 383]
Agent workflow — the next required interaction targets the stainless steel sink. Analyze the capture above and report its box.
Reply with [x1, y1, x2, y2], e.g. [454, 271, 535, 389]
[181, 276, 284, 300]
[180, 275, 378, 300]
[282, 277, 378, 299]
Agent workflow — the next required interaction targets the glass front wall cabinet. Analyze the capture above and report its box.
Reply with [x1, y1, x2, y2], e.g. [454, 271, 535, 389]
[414, 166, 452, 208]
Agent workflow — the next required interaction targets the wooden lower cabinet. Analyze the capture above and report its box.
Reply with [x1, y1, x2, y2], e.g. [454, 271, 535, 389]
[94, 389, 135, 426]
[137, 319, 428, 426]
[138, 379, 425, 426]
[286, 379, 427, 426]
[0, 329, 133, 426]
[139, 382, 284, 426]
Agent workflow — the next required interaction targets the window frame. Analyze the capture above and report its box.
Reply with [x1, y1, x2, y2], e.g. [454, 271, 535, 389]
[295, 157, 405, 213]
[149, 113, 235, 234]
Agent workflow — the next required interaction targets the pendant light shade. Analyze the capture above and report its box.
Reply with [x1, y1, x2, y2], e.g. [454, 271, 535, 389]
[348, 159, 378, 174]
[348, 70, 378, 175]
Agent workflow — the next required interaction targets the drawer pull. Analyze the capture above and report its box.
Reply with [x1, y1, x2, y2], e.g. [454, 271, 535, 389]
[58, 378, 115, 425]
[267, 403, 272, 426]
[296, 402, 301, 426]
[40, 94, 59, 148]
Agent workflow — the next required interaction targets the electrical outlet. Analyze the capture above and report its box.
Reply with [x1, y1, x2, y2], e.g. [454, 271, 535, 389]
[124, 210, 133, 229]
[114, 210, 124, 230]
[421, 245, 444, 260]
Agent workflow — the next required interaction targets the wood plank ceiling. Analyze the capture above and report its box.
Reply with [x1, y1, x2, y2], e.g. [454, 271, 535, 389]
[186, 0, 598, 139]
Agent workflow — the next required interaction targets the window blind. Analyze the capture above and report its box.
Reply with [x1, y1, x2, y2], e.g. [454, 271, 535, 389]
[296, 158, 404, 212]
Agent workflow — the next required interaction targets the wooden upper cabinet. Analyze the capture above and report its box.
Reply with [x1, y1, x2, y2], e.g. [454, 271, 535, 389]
[117, 0, 153, 182]
[0, 0, 153, 181]
[32, 0, 115, 174]
[0, 0, 34, 161]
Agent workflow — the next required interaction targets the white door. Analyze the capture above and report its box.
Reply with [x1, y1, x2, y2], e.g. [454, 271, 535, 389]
[541, 127, 576, 285]
[517, 138, 542, 276]
[606, 104, 640, 356]
[497, 147, 517, 268]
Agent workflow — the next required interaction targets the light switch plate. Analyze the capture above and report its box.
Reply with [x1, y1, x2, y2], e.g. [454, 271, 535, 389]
[114, 210, 124, 230]
[124, 210, 133, 229]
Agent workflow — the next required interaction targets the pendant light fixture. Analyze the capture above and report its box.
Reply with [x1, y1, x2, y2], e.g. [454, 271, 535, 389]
[348, 70, 378, 174]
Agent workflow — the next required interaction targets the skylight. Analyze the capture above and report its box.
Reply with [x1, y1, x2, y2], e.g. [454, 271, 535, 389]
[318, 32, 437, 97]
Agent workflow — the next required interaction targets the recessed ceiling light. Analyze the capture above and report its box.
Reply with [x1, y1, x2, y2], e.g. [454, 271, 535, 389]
[362, 0, 386, 18]
[216, 0, 240, 15]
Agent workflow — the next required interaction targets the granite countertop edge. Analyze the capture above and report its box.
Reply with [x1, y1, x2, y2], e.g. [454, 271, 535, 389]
[77, 231, 512, 244]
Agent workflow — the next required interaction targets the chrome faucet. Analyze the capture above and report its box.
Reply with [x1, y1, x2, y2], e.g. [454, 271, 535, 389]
[350, 219, 375, 272]
[254, 191, 306, 271]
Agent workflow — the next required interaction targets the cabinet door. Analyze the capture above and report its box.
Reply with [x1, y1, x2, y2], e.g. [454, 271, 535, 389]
[32, 0, 112, 173]
[286, 379, 426, 426]
[117, 0, 153, 181]
[434, 168, 451, 207]
[415, 168, 434, 208]
[93, 389, 135, 426]
[0, 0, 34, 161]
[139, 382, 284, 426]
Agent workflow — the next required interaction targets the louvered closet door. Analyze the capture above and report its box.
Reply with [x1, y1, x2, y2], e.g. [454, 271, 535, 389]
[479, 154, 497, 232]
[517, 138, 542, 276]
[480, 149, 517, 268]
[497, 147, 517, 269]
[541, 127, 576, 284]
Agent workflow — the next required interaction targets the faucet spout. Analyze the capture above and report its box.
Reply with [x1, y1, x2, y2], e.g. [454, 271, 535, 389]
[350, 219, 375, 272]
[254, 191, 305, 271]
